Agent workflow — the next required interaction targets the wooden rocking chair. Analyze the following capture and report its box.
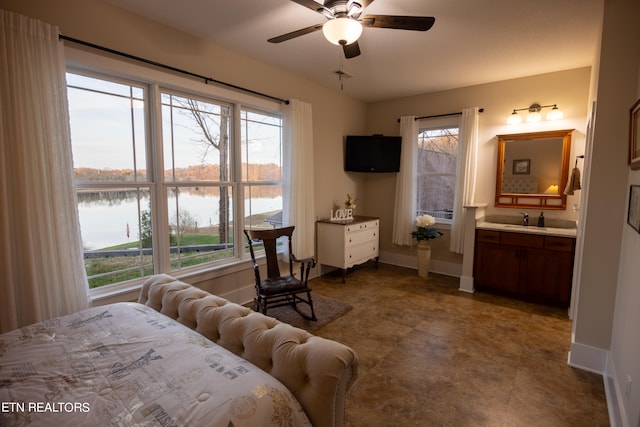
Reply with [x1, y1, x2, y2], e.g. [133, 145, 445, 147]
[244, 226, 317, 321]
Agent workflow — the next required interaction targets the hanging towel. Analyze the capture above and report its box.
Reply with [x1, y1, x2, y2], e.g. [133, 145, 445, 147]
[564, 167, 582, 195]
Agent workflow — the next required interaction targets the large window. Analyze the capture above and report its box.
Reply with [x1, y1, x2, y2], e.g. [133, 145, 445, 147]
[67, 71, 282, 289]
[416, 125, 459, 222]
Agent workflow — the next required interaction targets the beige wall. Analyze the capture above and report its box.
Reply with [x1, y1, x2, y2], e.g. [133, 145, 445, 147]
[584, 0, 640, 425]
[364, 68, 591, 267]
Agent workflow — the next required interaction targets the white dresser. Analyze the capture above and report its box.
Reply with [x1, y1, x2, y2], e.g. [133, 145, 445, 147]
[317, 216, 379, 282]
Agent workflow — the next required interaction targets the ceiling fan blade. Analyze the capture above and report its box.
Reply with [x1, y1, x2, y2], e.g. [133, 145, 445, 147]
[290, 0, 324, 13]
[342, 41, 361, 59]
[268, 23, 324, 43]
[361, 15, 435, 31]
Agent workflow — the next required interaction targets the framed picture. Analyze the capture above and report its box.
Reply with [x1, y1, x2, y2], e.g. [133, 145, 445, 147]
[512, 159, 530, 175]
[630, 98, 640, 169]
[628, 185, 640, 234]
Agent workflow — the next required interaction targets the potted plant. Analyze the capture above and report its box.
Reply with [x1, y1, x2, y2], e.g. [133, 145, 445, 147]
[411, 214, 443, 278]
[344, 193, 357, 210]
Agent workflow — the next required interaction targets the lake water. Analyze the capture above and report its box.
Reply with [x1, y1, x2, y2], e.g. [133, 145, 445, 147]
[78, 194, 282, 250]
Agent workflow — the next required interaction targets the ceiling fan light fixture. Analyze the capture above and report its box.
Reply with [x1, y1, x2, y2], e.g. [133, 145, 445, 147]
[322, 17, 363, 45]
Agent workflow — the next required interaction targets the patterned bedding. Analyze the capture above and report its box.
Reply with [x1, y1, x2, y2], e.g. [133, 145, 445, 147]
[0, 302, 311, 427]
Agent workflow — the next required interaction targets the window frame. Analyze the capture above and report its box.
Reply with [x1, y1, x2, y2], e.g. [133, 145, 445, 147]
[416, 116, 461, 225]
[66, 47, 283, 297]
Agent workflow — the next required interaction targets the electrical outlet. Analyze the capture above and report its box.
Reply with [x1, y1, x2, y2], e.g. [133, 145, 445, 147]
[625, 375, 632, 400]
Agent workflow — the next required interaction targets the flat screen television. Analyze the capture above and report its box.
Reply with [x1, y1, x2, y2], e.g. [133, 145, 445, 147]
[344, 135, 402, 173]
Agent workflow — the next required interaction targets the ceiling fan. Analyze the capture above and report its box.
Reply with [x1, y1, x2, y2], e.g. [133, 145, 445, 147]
[268, 0, 435, 59]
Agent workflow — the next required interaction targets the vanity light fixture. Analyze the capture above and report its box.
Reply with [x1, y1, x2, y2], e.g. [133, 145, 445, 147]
[507, 103, 563, 124]
[546, 105, 564, 121]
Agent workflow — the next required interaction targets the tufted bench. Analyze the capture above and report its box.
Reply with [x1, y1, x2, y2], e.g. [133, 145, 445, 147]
[138, 274, 359, 427]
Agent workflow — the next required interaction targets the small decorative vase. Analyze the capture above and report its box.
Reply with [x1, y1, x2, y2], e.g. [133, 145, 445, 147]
[416, 240, 431, 278]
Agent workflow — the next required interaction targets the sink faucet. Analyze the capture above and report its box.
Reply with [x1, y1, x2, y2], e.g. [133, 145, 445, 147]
[521, 212, 529, 226]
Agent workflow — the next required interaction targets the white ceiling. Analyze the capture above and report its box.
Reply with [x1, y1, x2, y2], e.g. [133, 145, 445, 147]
[102, 0, 603, 103]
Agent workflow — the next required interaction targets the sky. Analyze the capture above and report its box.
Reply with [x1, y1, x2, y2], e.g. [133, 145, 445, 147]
[66, 72, 282, 173]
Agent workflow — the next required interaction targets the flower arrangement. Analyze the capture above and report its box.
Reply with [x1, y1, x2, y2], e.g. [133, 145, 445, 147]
[411, 214, 443, 241]
[345, 193, 357, 210]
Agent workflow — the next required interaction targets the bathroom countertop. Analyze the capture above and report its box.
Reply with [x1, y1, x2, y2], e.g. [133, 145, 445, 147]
[476, 221, 577, 238]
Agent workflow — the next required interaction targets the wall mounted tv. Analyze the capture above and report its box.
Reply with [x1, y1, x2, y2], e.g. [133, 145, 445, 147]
[344, 135, 402, 173]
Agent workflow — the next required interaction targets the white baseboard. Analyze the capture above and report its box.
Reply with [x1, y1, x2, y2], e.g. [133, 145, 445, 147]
[458, 275, 475, 293]
[567, 340, 608, 374]
[378, 250, 415, 269]
[380, 251, 473, 293]
[604, 355, 624, 427]
[379, 251, 461, 278]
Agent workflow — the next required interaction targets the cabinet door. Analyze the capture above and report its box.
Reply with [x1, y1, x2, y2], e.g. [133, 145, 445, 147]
[474, 242, 520, 293]
[520, 247, 573, 305]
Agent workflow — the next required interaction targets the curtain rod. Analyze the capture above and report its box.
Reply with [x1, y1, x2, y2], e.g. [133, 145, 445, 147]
[59, 35, 290, 105]
[397, 108, 484, 122]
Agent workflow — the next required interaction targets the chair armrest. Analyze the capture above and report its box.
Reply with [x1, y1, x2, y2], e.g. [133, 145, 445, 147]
[291, 254, 316, 283]
[292, 254, 316, 268]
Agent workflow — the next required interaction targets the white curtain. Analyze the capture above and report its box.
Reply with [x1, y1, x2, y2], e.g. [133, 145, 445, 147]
[0, 11, 89, 333]
[392, 116, 418, 246]
[450, 107, 480, 254]
[283, 99, 315, 258]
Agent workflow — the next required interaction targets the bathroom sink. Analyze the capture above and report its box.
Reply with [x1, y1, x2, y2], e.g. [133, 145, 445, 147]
[502, 224, 546, 231]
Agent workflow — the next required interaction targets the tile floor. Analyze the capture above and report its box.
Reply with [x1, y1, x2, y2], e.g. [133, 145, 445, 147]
[309, 263, 610, 427]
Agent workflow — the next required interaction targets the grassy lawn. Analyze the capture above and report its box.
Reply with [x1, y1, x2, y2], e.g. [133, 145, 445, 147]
[87, 211, 278, 288]
[87, 233, 229, 288]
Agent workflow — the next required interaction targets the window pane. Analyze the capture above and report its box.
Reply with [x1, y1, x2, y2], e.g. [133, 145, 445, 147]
[68, 72, 153, 289]
[418, 128, 458, 174]
[77, 188, 154, 288]
[67, 73, 147, 181]
[417, 176, 455, 219]
[244, 185, 283, 230]
[241, 110, 282, 182]
[417, 126, 459, 220]
[167, 186, 234, 270]
[162, 93, 231, 182]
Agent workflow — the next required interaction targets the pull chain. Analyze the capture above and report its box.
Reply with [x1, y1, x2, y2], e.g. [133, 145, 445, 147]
[339, 52, 344, 91]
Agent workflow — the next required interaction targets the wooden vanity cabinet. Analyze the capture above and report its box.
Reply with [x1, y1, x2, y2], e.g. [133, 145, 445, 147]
[474, 230, 575, 306]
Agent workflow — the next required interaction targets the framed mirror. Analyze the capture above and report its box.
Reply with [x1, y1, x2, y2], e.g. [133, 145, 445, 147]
[495, 129, 573, 209]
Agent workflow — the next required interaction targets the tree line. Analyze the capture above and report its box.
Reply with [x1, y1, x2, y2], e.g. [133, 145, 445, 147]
[74, 163, 281, 182]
